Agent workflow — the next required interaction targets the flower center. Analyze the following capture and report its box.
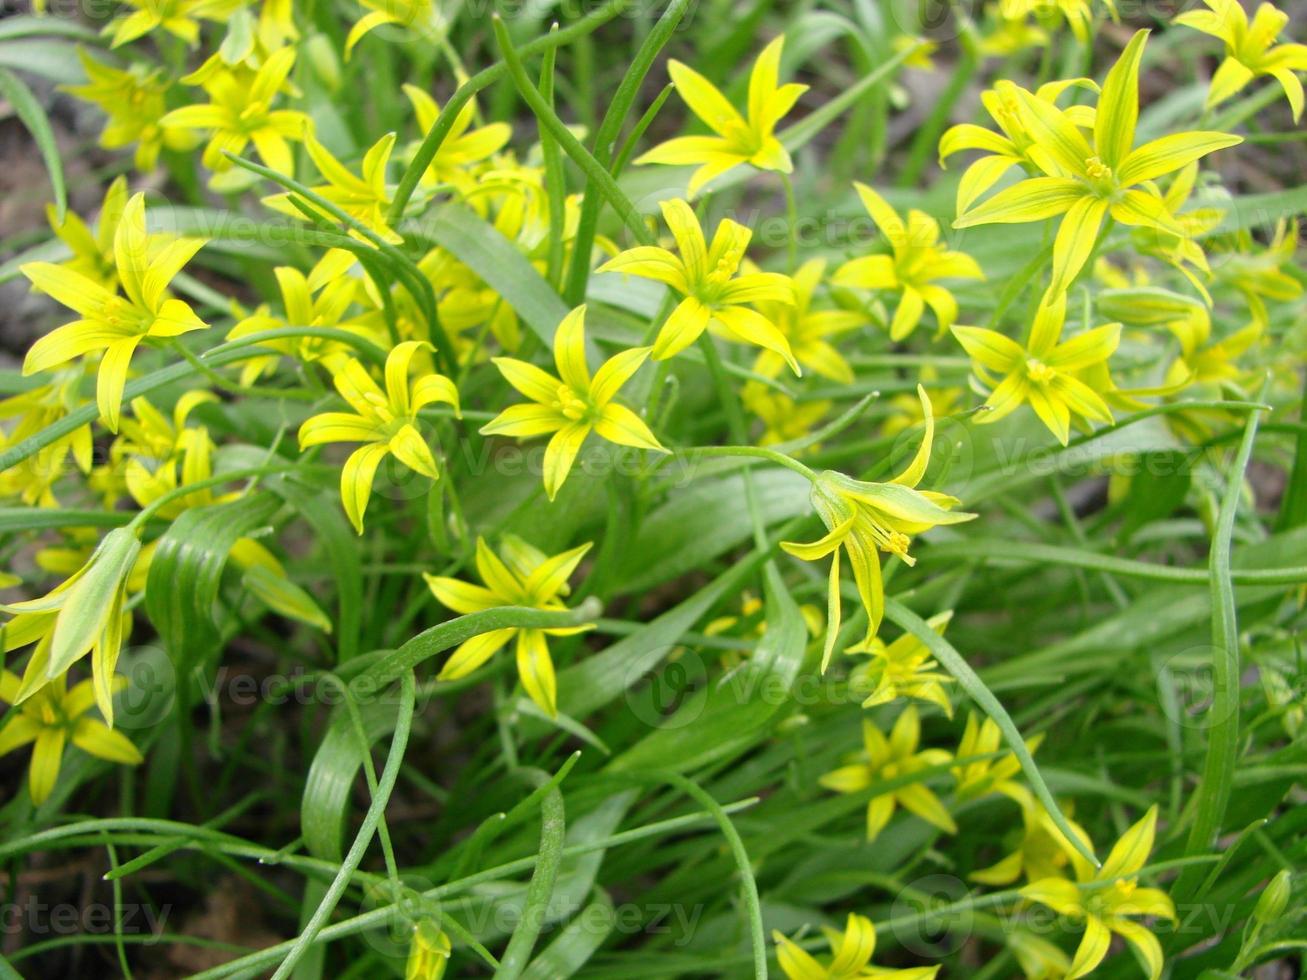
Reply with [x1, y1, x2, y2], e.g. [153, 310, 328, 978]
[1084, 155, 1112, 181]
[103, 296, 150, 334]
[554, 385, 593, 423]
[1026, 358, 1056, 383]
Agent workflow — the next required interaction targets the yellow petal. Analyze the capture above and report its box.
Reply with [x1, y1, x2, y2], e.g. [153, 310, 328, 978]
[340, 442, 390, 534]
[828, 913, 876, 974]
[951, 325, 1024, 373]
[666, 59, 744, 136]
[96, 336, 142, 432]
[1068, 916, 1112, 980]
[1020, 877, 1085, 917]
[24, 321, 123, 376]
[299, 412, 379, 448]
[388, 423, 438, 479]
[1099, 804, 1157, 879]
[384, 340, 433, 415]
[423, 574, 501, 615]
[595, 403, 666, 452]
[72, 717, 143, 764]
[591, 347, 651, 405]
[28, 727, 66, 805]
[552, 305, 590, 392]
[480, 404, 566, 438]
[659, 198, 708, 280]
[953, 177, 1083, 227]
[1117, 130, 1242, 186]
[542, 422, 590, 501]
[1050, 196, 1110, 295]
[653, 297, 711, 361]
[21, 262, 115, 318]
[515, 629, 557, 717]
[1110, 918, 1164, 980]
[492, 357, 561, 404]
[853, 181, 906, 240]
[1094, 30, 1149, 167]
[437, 628, 515, 679]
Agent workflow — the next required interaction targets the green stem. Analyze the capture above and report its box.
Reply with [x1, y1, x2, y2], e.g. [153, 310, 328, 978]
[1175, 378, 1269, 900]
[563, 0, 696, 304]
[387, 0, 634, 224]
[490, 16, 654, 247]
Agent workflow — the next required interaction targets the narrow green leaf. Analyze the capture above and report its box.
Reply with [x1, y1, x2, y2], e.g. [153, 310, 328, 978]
[885, 598, 1099, 868]
[0, 66, 66, 221]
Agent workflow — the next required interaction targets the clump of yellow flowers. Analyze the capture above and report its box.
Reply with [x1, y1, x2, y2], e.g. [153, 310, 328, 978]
[1, 4, 1302, 977]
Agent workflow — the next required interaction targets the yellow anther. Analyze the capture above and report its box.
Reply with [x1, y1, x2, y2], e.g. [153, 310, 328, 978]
[1026, 358, 1056, 383]
[1085, 155, 1112, 180]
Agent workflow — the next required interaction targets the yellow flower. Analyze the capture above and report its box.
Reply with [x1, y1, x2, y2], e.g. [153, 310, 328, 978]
[264, 130, 400, 247]
[953, 31, 1241, 298]
[298, 341, 460, 534]
[781, 386, 976, 669]
[1176, 0, 1307, 120]
[741, 382, 832, 447]
[704, 591, 823, 668]
[979, 18, 1050, 57]
[20, 193, 209, 432]
[953, 712, 1042, 803]
[882, 367, 963, 439]
[819, 706, 957, 842]
[0, 665, 142, 805]
[998, 0, 1116, 46]
[597, 199, 799, 369]
[752, 258, 863, 383]
[636, 35, 807, 195]
[1127, 163, 1226, 301]
[773, 912, 940, 980]
[1214, 219, 1302, 329]
[970, 799, 1090, 886]
[1009, 930, 1073, 980]
[1020, 805, 1177, 980]
[62, 51, 198, 172]
[0, 527, 140, 724]
[406, 920, 451, 980]
[226, 266, 377, 385]
[346, 0, 443, 56]
[940, 79, 1096, 213]
[424, 536, 594, 717]
[42, 175, 128, 291]
[160, 47, 309, 183]
[847, 610, 954, 716]
[112, 390, 216, 464]
[952, 295, 1120, 445]
[480, 305, 667, 501]
[833, 183, 983, 341]
[106, 0, 243, 48]
[1164, 304, 1261, 389]
[0, 368, 94, 507]
[402, 84, 511, 192]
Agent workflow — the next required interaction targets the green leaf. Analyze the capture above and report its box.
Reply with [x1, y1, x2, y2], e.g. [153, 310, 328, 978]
[241, 564, 333, 634]
[521, 888, 614, 979]
[495, 766, 568, 980]
[300, 698, 401, 862]
[611, 562, 805, 774]
[144, 493, 281, 673]
[421, 202, 570, 344]
[265, 474, 363, 662]
[0, 67, 66, 222]
[341, 599, 602, 691]
[885, 598, 1098, 869]
[612, 469, 810, 595]
[44, 527, 139, 677]
[558, 552, 767, 719]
